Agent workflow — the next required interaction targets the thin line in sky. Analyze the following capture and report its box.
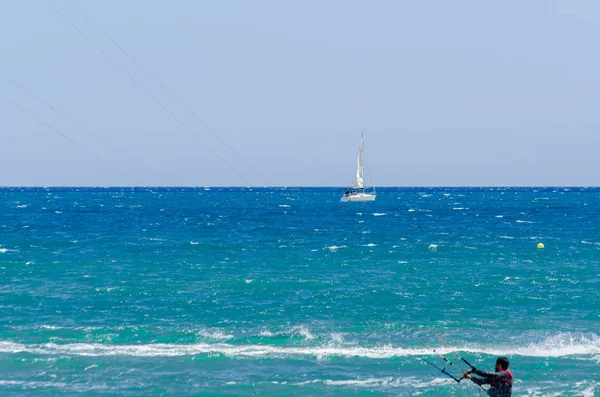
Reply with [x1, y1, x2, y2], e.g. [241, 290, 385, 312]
[1, 73, 159, 180]
[6, 98, 137, 183]
[47, 0, 253, 187]
[64, 0, 269, 186]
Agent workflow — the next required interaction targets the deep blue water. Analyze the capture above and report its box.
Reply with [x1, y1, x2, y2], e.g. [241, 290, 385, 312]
[0, 187, 598, 396]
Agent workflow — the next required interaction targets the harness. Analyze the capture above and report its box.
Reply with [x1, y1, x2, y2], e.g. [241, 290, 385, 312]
[491, 369, 513, 388]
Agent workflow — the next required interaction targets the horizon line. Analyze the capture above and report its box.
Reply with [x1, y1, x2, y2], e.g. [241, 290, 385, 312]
[0, 185, 598, 189]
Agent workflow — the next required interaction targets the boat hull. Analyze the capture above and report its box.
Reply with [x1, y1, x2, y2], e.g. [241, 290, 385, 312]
[341, 193, 376, 202]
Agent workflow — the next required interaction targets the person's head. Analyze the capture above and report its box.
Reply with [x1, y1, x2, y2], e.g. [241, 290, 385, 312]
[496, 357, 509, 371]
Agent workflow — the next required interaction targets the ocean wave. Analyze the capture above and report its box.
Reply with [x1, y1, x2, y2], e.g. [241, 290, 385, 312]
[39, 325, 64, 330]
[0, 380, 68, 389]
[326, 245, 346, 252]
[293, 376, 452, 388]
[0, 341, 440, 358]
[197, 329, 234, 341]
[288, 325, 315, 340]
[0, 379, 110, 392]
[521, 381, 598, 397]
[1, 333, 597, 359]
[256, 326, 316, 340]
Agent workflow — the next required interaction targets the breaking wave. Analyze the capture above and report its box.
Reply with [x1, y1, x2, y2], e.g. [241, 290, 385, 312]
[197, 329, 234, 341]
[0, 333, 597, 359]
[292, 377, 451, 388]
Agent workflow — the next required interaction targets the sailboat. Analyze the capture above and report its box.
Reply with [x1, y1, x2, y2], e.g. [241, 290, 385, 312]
[341, 134, 376, 202]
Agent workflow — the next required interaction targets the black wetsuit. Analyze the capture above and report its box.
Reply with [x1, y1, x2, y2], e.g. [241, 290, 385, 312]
[470, 368, 512, 397]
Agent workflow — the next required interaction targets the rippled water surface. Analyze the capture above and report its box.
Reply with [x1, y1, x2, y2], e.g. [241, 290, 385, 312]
[0, 187, 599, 396]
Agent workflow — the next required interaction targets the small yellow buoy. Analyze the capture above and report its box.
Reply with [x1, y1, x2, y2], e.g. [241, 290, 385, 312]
[537, 243, 545, 249]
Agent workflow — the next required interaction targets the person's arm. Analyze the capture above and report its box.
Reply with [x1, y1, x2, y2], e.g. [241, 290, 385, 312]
[469, 375, 489, 386]
[472, 369, 511, 382]
[462, 370, 490, 386]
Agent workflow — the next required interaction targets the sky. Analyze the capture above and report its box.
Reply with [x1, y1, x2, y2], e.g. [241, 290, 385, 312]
[1, 1, 600, 186]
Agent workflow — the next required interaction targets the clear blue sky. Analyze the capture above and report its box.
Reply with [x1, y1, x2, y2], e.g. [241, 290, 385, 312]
[1, 1, 599, 186]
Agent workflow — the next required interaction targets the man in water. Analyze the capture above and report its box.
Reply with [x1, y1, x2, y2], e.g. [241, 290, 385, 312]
[462, 357, 513, 397]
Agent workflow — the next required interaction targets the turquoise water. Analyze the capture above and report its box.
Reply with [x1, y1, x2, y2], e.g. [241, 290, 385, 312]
[0, 187, 598, 396]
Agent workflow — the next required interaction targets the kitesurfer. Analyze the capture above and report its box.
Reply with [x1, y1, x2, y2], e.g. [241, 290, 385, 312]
[462, 357, 513, 397]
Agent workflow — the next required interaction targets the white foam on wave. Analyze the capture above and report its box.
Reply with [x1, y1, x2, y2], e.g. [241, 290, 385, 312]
[328, 332, 345, 345]
[0, 379, 111, 392]
[363, 243, 377, 247]
[428, 244, 438, 251]
[0, 380, 68, 389]
[16, 204, 28, 208]
[40, 325, 64, 330]
[516, 220, 534, 224]
[510, 333, 600, 357]
[291, 325, 315, 340]
[258, 325, 316, 340]
[327, 245, 346, 252]
[575, 381, 597, 397]
[94, 287, 121, 293]
[297, 376, 451, 389]
[197, 329, 234, 341]
[0, 341, 440, 358]
[372, 213, 387, 216]
[522, 381, 598, 397]
[0, 332, 597, 359]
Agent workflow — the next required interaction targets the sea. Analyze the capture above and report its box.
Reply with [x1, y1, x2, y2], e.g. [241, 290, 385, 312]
[0, 187, 598, 396]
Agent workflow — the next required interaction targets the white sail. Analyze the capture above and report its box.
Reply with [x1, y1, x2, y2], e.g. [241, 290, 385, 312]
[341, 134, 375, 202]
[354, 134, 365, 189]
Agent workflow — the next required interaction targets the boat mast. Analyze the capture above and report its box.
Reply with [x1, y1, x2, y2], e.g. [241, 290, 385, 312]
[354, 134, 365, 192]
